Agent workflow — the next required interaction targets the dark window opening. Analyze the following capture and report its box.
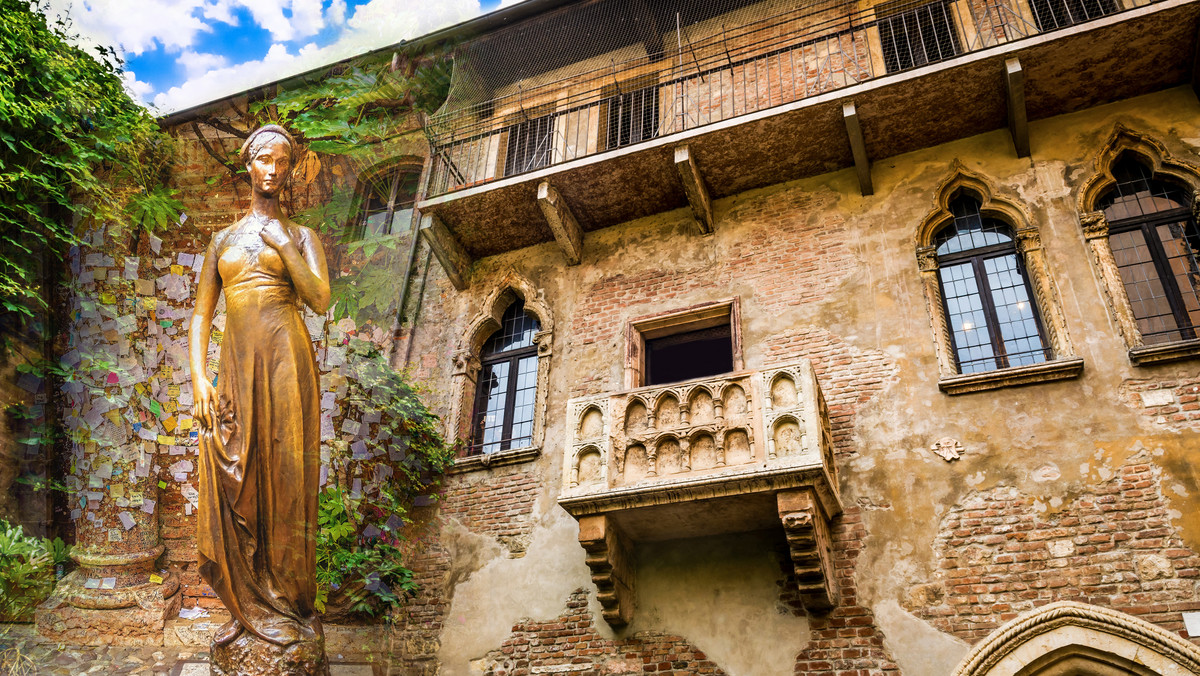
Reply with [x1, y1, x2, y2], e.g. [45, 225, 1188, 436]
[935, 193, 1051, 373]
[503, 113, 555, 176]
[877, 0, 960, 73]
[645, 324, 733, 386]
[605, 84, 659, 150]
[358, 168, 420, 238]
[470, 300, 541, 455]
[1099, 158, 1200, 344]
[1030, 0, 1118, 31]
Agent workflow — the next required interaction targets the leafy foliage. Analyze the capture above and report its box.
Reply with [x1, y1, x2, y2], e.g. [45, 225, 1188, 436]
[315, 339, 454, 618]
[0, 0, 181, 327]
[0, 519, 71, 622]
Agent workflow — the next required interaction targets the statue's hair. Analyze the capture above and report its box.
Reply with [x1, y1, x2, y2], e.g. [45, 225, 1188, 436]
[239, 124, 296, 166]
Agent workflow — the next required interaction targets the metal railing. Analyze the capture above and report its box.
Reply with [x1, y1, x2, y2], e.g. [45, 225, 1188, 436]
[425, 0, 1140, 197]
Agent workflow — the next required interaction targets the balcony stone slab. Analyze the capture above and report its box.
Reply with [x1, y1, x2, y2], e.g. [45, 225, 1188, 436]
[558, 359, 842, 624]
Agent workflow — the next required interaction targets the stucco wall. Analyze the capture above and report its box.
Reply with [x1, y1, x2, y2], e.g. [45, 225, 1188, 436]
[396, 85, 1200, 675]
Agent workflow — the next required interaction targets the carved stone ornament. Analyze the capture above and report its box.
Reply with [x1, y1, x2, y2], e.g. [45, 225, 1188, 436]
[916, 245, 939, 272]
[1079, 211, 1109, 240]
[930, 437, 963, 462]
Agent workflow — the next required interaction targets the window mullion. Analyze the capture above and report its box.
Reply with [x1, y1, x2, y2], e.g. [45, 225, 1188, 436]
[1141, 221, 1195, 340]
[973, 255, 1008, 369]
[499, 353, 522, 450]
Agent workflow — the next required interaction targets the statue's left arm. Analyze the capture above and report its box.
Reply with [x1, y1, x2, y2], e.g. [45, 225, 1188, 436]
[262, 222, 331, 313]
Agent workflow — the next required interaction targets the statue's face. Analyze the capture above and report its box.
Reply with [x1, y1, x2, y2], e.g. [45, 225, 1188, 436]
[247, 135, 291, 196]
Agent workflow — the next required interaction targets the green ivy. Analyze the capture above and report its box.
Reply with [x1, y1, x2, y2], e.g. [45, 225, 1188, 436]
[0, 0, 181, 327]
[316, 339, 454, 619]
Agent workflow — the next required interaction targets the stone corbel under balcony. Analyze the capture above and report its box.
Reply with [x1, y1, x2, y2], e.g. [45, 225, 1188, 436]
[558, 359, 842, 625]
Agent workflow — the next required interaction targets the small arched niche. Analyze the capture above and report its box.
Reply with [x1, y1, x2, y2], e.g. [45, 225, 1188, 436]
[655, 394, 680, 428]
[622, 444, 648, 484]
[689, 388, 715, 424]
[772, 417, 804, 458]
[656, 436, 682, 474]
[723, 384, 748, 416]
[724, 428, 752, 466]
[689, 433, 718, 470]
[624, 399, 648, 435]
[771, 375, 798, 408]
[579, 406, 604, 440]
[575, 447, 603, 487]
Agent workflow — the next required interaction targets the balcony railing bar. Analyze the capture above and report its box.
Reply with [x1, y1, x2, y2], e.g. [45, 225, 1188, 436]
[426, 0, 1143, 197]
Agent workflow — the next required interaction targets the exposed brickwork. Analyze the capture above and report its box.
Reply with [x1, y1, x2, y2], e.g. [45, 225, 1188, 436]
[788, 507, 902, 676]
[441, 468, 541, 554]
[1119, 371, 1200, 433]
[765, 327, 899, 456]
[571, 187, 856, 398]
[478, 590, 726, 676]
[910, 454, 1200, 643]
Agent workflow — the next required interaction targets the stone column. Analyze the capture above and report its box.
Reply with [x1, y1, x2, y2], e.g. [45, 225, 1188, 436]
[36, 445, 181, 645]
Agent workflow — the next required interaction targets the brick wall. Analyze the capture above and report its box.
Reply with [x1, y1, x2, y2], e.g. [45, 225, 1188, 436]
[1119, 370, 1200, 433]
[764, 326, 899, 456]
[909, 454, 1200, 643]
[571, 186, 855, 398]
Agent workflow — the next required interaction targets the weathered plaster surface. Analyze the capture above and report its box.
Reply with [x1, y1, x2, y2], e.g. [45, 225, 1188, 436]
[627, 532, 811, 676]
[402, 85, 1200, 672]
[435, 506, 602, 676]
[875, 600, 970, 676]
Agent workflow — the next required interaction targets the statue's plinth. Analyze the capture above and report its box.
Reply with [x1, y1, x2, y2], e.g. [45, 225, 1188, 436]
[36, 544, 182, 645]
[211, 630, 330, 676]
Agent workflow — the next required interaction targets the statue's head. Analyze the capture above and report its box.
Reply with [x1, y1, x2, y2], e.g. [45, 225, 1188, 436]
[240, 125, 296, 197]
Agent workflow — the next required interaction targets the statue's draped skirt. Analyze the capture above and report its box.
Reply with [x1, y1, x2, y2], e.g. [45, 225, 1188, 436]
[198, 237, 321, 646]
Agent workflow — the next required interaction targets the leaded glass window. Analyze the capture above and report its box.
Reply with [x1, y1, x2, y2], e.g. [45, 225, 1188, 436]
[470, 301, 541, 454]
[936, 194, 1051, 373]
[1099, 158, 1200, 344]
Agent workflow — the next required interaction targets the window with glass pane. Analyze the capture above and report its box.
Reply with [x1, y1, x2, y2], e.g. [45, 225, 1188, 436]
[1029, 0, 1117, 32]
[936, 194, 1050, 373]
[1099, 158, 1200, 344]
[470, 300, 541, 454]
[359, 168, 420, 237]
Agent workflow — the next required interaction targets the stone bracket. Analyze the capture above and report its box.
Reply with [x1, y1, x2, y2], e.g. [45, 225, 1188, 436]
[674, 145, 715, 235]
[778, 488, 837, 612]
[578, 514, 634, 627]
[1005, 58, 1030, 158]
[537, 181, 584, 266]
[842, 101, 873, 196]
[420, 212, 472, 291]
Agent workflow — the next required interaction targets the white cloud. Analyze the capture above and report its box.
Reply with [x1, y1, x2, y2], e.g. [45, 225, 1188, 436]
[121, 70, 155, 106]
[153, 0, 483, 113]
[46, 0, 214, 56]
[178, 50, 230, 79]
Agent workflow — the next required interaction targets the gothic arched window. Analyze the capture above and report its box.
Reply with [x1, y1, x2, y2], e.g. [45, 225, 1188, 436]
[470, 300, 542, 455]
[935, 194, 1051, 374]
[1097, 158, 1200, 345]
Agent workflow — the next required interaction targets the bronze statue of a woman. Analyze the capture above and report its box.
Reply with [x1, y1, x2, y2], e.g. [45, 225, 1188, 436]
[189, 125, 331, 675]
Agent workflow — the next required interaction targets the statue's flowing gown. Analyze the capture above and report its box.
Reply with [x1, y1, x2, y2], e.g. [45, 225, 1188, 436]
[197, 226, 321, 646]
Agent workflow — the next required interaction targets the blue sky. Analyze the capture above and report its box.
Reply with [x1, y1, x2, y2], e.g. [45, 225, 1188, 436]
[47, 0, 511, 113]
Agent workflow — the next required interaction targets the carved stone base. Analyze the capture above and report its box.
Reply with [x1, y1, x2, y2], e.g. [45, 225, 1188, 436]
[35, 569, 182, 645]
[211, 630, 331, 676]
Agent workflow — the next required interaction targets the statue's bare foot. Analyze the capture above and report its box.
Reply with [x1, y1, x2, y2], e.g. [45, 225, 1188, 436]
[214, 618, 242, 646]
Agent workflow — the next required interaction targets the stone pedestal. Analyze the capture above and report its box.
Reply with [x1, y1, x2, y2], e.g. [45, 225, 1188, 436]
[211, 631, 330, 676]
[36, 441, 181, 645]
[36, 543, 182, 645]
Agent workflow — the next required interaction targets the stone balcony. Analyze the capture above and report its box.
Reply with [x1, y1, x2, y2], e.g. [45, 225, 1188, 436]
[557, 359, 843, 626]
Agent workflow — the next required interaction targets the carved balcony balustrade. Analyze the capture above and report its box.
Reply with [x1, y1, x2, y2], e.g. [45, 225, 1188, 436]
[558, 359, 843, 626]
